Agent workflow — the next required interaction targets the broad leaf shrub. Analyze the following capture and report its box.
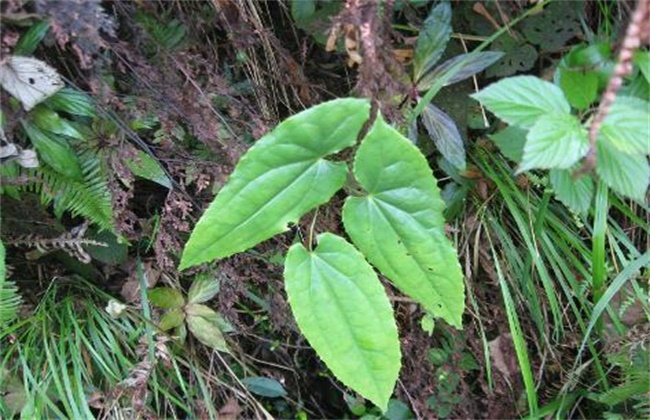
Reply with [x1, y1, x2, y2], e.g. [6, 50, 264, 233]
[473, 75, 650, 212]
[180, 98, 465, 411]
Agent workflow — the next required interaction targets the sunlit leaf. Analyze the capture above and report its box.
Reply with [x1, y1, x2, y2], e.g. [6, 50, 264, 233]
[518, 112, 587, 173]
[125, 150, 172, 189]
[45, 88, 96, 117]
[31, 106, 84, 140]
[420, 102, 465, 170]
[284, 233, 400, 412]
[472, 76, 570, 129]
[185, 303, 234, 333]
[413, 2, 452, 83]
[179, 98, 370, 270]
[343, 116, 465, 328]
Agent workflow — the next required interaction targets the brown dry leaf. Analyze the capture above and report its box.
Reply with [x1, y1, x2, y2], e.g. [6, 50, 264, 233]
[217, 397, 243, 420]
[488, 333, 519, 382]
[120, 260, 161, 303]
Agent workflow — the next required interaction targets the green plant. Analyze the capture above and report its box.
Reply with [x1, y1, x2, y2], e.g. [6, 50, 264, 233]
[407, 1, 503, 171]
[0, 241, 21, 329]
[148, 273, 233, 353]
[180, 98, 465, 410]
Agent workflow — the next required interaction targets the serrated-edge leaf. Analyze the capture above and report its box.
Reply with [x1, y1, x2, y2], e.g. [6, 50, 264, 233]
[187, 314, 230, 353]
[284, 233, 400, 412]
[187, 276, 220, 304]
[343, 116, 465, 327]
[597, 140, 649, 202]
[549, 168, 594, 214]
[518, 112, 588, 173]
[599, 96, 650, 155]
[417, 51, 504, 91]
[472, 76, 570, 129]
[413, 2, 452, 82]
[148, 287, 185, 309]
[420, 102, 466, 169]
[179, 98, 370, 270]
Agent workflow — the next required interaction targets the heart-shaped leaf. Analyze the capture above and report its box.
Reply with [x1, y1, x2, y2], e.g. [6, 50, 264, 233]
[343, 116, 465, 328]
[284, 233, 400, 412]
[180, 98, 369, 270]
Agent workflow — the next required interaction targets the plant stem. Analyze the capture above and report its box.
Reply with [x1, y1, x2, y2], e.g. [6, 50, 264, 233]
[591, 180, 608, 333]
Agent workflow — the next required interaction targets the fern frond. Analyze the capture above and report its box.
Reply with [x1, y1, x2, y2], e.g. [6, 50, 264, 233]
[29, 149, 115, 233]
[0, 240, 21, 328]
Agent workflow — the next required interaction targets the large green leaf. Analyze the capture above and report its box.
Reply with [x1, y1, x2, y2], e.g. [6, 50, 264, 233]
[599, 96, 650, 155]
[343, 116, 465, 328]
[518, 112, 588, 172]
[413, 2, 452, 83]
[472, 76, 570, 129]
[179, 98, 370, 270]
[597, 140, 649, 202]
[284, 233, 400, 412]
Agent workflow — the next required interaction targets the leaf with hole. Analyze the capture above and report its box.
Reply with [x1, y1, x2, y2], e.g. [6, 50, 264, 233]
[284, 233, 400, 412]
[342, 116, 465, 327]
[179, 98, 370, 270]
[472, 76, 570, 129]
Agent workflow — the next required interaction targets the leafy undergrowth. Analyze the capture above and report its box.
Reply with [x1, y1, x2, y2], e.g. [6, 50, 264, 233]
[1, 0, 648, 419]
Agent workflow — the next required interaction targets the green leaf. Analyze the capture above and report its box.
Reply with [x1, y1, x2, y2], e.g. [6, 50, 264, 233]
[489, 125, 527, 163]
[241, 377, 287, 398]
[420, 103, 466, 170]
[158, 308, 186, 331]
[125, 150, 172, 189]
[291, 0, 316, 25]
[21, 121, 83, 181]
[558, 67, 598, 110]
[185, 303, 234, 333]
[518, 112, 588, 172]
[45, 89, 96, 117]
[597, 140, 649, 202]
[634, 51, 650, 84]
[148, 287, 185, 309]
[187, 275, 220, 304]
[31, 106, 84, 140]
[472, 76, 570, 129]
[549, 169, 594, 214]
[342, 116, 465, 328]
[284, 233, 400, 412]
[417, 51, 504, 91]
[14, 21, 50, 55]
[179, 98, 370, 270]
[186, 314, 230, 353]
[599, 96, 650, 155]
[413, 2, 452, 83]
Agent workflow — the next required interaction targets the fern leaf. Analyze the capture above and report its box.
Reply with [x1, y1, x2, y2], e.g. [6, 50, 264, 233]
[0, 240, 21, 328]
